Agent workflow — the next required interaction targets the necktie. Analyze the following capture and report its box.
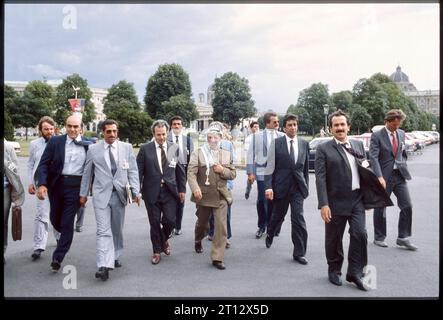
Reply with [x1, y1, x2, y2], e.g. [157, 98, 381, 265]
[175, 136, 179, 144]
[159, 144, 167, 170]
[341, 143, 364, 159]
[73, 139, 92, 147]
[289, 140, 295, 163]
[108, 145, 117, 176]
[391, 132, 398, 156]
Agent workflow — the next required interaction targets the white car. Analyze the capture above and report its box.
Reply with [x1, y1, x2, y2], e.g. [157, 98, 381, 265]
[5, 140, 21, 154]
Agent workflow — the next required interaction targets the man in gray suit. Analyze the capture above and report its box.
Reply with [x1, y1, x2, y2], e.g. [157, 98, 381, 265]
[246, 112, 284, 239]
[27, 116, 59, 261]
[80, 119, 140, 281]
[167, 116, 194, 236]
[369, 109, 417, 251]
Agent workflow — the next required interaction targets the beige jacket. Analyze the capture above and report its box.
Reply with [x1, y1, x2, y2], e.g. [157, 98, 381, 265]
[187, 148, 236, 207]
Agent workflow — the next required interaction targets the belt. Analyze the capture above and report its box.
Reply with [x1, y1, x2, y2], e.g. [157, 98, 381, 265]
[62, 175, 82, 179]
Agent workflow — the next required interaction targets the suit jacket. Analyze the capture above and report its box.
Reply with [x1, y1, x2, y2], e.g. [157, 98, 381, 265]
[80, 140, 140, 209]
[36, 134, 91, 190]
[357, 161, 393, 209]
[167, 131, 194, 165]
[4, 141, 25, 206]
[246, 129, 284, 180]
[369, 128, 411, 181]
[136, 141, 186, 205]
[315, 138, 366, 215]
[264, 135, 309, 199]
[187, 147, 236, 207]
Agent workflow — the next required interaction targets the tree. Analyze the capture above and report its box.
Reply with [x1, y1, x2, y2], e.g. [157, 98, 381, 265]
[211, 72, 256, 129]
[103, 80, 140, 116]
[350, 104, 371, 134]
[106, 108, 153, 146]
[160, 94, 198, 127]
[144, 63, 193, 121]
[4, 111, 14, 140]
[331, 91, 353, 112]
[4, 84, 19, 116]
[54, 74, 96, 126]
[287, 104, 312, 135]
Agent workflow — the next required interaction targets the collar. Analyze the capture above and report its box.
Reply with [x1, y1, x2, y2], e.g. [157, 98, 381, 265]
[334, 137, 349, 145]
[104, 141, 117, 149]
[285, 134, 297, 143]
[67, 135, 82, 144]
[154, 140, 166, 149]
[385, 126, 396, 136]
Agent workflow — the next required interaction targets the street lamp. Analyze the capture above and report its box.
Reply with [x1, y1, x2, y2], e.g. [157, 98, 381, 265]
[323, 104, 329, 134]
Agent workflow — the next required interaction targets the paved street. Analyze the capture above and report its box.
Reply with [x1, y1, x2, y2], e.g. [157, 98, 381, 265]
[3, 144, 439, 298]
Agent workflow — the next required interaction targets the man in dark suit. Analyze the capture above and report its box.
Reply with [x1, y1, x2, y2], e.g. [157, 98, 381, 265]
[36, 115, 92, 272]
[137, 120, 186, 265]
[264, 114, 310, 265]
[315, 110, 370, 291]
[369, 109, 417, 251]
[167, 116, 194, 236]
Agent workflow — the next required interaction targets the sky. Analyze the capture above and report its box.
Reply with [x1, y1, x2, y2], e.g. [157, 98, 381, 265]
[4, 3, 440, 114]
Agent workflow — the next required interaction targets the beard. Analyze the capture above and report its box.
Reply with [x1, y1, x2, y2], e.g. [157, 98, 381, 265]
[209, 142, 220, 150]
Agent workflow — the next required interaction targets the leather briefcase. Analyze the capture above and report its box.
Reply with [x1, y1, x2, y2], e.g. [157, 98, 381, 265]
[11, 206, 22, 241]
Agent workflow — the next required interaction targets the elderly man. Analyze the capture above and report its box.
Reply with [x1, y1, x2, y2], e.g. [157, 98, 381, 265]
[188, 126, 236, 270]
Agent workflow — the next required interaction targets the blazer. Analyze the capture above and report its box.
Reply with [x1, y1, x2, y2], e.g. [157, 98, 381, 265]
[80, 140, 140, 209]
[187, 147, 236, 207]
[369, 128, 411, 181]
[246, 129, 284, 180]
[167, 131, 194, 165]
[264, 135, 310, 199]
[36, 134, 91, 190]
[136, 141, 186, 205]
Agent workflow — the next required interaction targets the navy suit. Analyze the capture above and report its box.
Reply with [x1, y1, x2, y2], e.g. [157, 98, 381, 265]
[264, 135, 309, 258]
[37, 134, 92, 263]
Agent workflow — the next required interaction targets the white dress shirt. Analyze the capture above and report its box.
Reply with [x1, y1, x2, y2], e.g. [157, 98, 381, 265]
[62, 135, 86, 176]
[104, 141, 118, 172]
[334, 138, 360, 190]
[385, 126, 398, 169]
[154, 140, 168, 174]
[285, 134, 299, 164]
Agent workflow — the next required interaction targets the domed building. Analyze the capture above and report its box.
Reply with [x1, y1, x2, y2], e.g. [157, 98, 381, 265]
[389, 66, 439, 116]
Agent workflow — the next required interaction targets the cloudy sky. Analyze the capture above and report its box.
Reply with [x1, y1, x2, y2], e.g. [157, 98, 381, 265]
[4, 3, 439, 113]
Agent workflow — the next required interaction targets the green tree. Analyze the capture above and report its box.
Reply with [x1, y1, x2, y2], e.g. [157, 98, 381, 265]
[211, 72, 256, 129]
[4, 85, 20, 116]
[331, 90, 353, 112]
[106, 108, 153, 146]
[54, 74, 96, 125]
[144, 63, 193, 121]
[287, 105, 312, 135]
[350, 104, 371, 134]
[103, 80, 140, 116]
[4, 111, 14, 140]
[160, 94, 198, 127]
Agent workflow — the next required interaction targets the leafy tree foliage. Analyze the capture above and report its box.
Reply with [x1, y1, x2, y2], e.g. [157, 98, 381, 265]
[103, 80, 140, 116]
[106, 108, 153, 146]
[4, 111, 14, 140]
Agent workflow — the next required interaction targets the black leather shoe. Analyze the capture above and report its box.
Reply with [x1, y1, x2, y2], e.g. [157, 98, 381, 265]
[245, 193, 249, 200]
[293, 256, 308, 265]
[265, 235, 273, 248]
[328, 272, 342, 286]
[75, 226, 83, 232]
[174, 229, 182, 235]
[346, 274, 369, 291]
[195, 241, 203, 253]
[255, 229, 264, 239]
[275, 232, 280, 237]
[212, 260, 226, 270]
[95, 267, 109, 281]
[50, 260, 61, 273]
[114, 260, 122, 268]
[31, 249, 44, 261]
[396, 238, 418, 251]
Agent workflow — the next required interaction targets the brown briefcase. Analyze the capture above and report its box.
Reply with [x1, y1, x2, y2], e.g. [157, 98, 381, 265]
[11, 206, 22, 241]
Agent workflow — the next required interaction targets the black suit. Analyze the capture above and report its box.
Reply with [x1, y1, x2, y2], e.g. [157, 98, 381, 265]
[315, 138, 368, 277]
[369, 128, 413, 241]
[136, 141, 186, 254]
[265, 135, 309, 258]
[37, 134, 92, 264]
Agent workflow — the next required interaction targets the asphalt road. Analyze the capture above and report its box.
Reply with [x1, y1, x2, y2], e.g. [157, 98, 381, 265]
[3, 144, 439, 298]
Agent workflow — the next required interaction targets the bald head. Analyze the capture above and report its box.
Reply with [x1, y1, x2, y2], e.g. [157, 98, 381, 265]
[65, 115, 82, 139]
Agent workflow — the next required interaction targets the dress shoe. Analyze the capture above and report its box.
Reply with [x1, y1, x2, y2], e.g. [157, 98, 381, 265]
[75, 226, 83, 232]
[328, 272, 342, 286]
[396, 238, 418, 251]
[162, 241, 171, 255]
[174, 229, 182, 235]
[293, 256, 308, 265]
[244, 193, 249, 200]
[373, 240, 388, 247]
[265, 235, 273, 248]
[275, 232, 280, 237]
[151, 253, 161, 265]
[31, 249, 44, 261]
[95, 267, 109, 281]
[346, 274, 369, 291]
[226, 240, 231, 249]
[195, 241, 203, 253]
[50, 260, 61, 273]
[212, 260, 226, 270]
[207, 235, 213, 241]
[255, 228, 264, 239]
[114, 260, 122, 268]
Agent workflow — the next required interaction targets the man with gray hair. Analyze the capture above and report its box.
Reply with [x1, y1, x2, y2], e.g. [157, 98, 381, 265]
[137, 120, 186, 265]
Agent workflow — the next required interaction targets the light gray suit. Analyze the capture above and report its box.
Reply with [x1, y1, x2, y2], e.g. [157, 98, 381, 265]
[80, 140, 139, 269]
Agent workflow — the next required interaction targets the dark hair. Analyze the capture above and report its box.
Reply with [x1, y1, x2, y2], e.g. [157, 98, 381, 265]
[264, 112, 278, 124]
[249, 121, 259, 128]
[151, 119, 169, 134]
[169, 115, 183, 126]
[328, 109, 350, 127]
[283, 114, 298, 128]
[384, 109, 406, 122]
[101, 119, 118, 131]
[38, 116, 56, 133]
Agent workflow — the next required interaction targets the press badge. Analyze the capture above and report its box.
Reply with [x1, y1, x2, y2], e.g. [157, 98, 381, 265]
[121, 160, 129, 170]
[169, 159, 177, 168]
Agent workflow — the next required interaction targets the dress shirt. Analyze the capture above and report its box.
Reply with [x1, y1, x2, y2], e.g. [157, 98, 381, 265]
[334, 138, 360, 190]
[385, 126, 398, 169]
[62, 135, 86, 176]
[104, 141, 119, 173]
[154, 140, 168, 175]
[285, 135, 299, 164]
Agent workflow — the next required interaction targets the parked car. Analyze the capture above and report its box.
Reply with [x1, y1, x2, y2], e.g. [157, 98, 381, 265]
[405, 133, 425, 152]
[308, 137, 333, 172]
[5, 140, 21, 154]
[349, 133, 371, 157]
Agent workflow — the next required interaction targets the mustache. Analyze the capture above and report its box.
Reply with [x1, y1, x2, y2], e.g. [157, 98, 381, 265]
[335, 130, 346, 133]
